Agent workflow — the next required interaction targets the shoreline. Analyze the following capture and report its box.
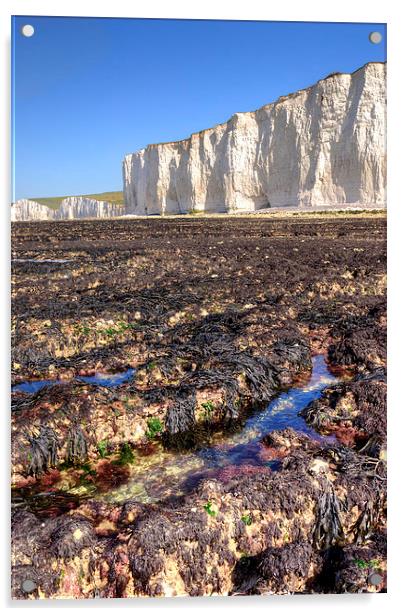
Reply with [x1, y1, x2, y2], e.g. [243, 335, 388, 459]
[11, 207, 387, 223]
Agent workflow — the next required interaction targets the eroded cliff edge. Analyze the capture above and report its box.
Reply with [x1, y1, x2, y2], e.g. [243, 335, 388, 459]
[123, 62, 386, 215]
[11, 197, 126, 222]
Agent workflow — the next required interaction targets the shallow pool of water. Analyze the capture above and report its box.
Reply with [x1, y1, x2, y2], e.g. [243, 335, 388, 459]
[97, 354, 339, 505]
[76, 369, 135, 387]
[12, 258, 73, 264]
[12, 379, 64, 395]
[12, 368, 135, 394]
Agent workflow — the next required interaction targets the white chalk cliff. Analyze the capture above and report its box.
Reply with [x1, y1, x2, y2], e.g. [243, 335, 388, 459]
[123, 62, 386, 214]
[10, 199, 55, 222]
[11, 197, 126, 221]
[55, 197, 126, 220]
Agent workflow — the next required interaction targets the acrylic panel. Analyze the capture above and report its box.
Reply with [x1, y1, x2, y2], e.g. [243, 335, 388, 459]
[11, 16, 387, 599]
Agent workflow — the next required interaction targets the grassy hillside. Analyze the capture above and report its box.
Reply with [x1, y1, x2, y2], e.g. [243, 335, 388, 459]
[30, 191, 124, 210]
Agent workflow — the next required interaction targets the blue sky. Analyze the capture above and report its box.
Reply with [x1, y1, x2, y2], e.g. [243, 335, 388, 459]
[12, 17, 386, 201]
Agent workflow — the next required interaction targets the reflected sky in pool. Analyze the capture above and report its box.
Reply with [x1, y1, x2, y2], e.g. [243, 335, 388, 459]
[97, 355, 339, 505]
[76, 368, 135, 387]
[12, 368, 135, 394]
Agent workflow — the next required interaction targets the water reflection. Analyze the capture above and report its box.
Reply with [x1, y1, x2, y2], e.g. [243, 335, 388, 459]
[12, 368, 135, 394]
[99, 355, 338, 505]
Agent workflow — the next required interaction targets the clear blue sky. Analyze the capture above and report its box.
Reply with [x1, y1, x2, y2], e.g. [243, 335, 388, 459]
[12, 17, 386, 201]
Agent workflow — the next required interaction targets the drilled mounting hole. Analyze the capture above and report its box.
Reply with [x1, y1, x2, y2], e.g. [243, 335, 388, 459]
[21, 24, 35, 38]
[369, 31, 382, 44]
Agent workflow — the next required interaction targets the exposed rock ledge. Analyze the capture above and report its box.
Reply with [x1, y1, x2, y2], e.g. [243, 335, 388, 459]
[123, 62, 386, 215]
[11, 197, 126, 222]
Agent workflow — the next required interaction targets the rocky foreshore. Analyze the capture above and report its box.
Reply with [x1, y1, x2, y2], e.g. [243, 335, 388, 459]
[11, 215, 386, 597]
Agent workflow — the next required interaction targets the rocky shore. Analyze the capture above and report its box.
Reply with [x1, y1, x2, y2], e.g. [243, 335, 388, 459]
[11, 214, 386, 597]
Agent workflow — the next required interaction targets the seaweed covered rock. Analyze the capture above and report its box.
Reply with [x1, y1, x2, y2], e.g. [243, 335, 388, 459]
[11, 334, 312, 481]
[314, 531, 387, 593]
[328, 304, 386, 371]
[49, 515, 96, 559]
[11, 215, 387, 597]
[163, 338, 310, 448]
[300, 369, 387, 455]
[232, 541, 322, 595]
[11, 510, 98, 599]
[11, 430, 387, 598]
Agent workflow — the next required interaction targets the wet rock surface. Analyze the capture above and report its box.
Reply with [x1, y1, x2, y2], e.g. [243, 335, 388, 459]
[301, 369, 387, 456]
[11, 432, 386, 598]
[11, 215, 386, 597]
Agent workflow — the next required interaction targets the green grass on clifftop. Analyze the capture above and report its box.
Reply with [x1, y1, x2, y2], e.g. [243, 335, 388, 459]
[30, 191, 124, 210]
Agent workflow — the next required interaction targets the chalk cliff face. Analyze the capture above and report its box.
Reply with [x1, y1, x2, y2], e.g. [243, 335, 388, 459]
[11, 197, 126, 221]
[55, 197, 126, 220]
[11, 199, 55, 221]
[123, 62, 386, 214]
